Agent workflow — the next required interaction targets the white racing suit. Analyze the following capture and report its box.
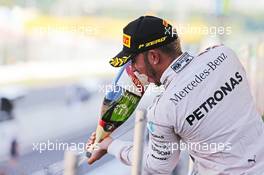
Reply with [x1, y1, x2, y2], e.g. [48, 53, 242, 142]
[107, 45, 264, 175]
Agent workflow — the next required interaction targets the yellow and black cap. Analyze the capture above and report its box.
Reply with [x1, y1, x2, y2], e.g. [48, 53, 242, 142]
[109, 16, 178, 67]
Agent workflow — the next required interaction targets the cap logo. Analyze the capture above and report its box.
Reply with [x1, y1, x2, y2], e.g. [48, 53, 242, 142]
[109, 55, 131, 67]
[138, 36, 167, 49]
[123, 34, 131, 48]
[162, 20, 169, 27]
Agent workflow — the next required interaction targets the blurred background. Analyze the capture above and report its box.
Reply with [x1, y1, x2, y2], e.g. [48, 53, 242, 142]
[0, 0, 263, 174]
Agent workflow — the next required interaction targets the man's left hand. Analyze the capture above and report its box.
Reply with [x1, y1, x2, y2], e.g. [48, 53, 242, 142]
[87, 135, 113, 165]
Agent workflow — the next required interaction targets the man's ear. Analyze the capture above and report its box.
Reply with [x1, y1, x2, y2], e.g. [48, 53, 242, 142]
[148, 50, 160, 65]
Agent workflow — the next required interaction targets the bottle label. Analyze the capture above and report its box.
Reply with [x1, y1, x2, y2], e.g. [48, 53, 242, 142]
[100, 90, 140, 131]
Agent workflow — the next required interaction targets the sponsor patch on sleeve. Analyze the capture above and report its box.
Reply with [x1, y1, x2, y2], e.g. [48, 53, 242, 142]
[171, 52, 194, 73]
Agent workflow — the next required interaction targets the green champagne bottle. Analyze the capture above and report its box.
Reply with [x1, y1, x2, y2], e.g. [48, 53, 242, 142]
[86, 61, 149, 158]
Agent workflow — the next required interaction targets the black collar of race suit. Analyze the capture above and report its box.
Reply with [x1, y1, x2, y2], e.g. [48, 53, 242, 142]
[160, 52, 194, 89]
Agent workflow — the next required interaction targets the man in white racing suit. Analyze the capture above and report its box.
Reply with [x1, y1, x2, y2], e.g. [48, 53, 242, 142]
[87, 16, 264, 175]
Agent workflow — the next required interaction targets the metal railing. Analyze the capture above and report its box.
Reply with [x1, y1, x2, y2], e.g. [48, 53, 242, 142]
[62, 109, 147, 175]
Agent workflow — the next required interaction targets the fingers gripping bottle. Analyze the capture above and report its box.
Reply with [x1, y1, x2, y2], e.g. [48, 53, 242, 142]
[86, 61, 149, 158]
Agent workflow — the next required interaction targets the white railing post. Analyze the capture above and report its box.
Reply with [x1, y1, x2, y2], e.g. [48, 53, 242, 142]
[64, 150, 79, 175]
[131, 109, 147, 175]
